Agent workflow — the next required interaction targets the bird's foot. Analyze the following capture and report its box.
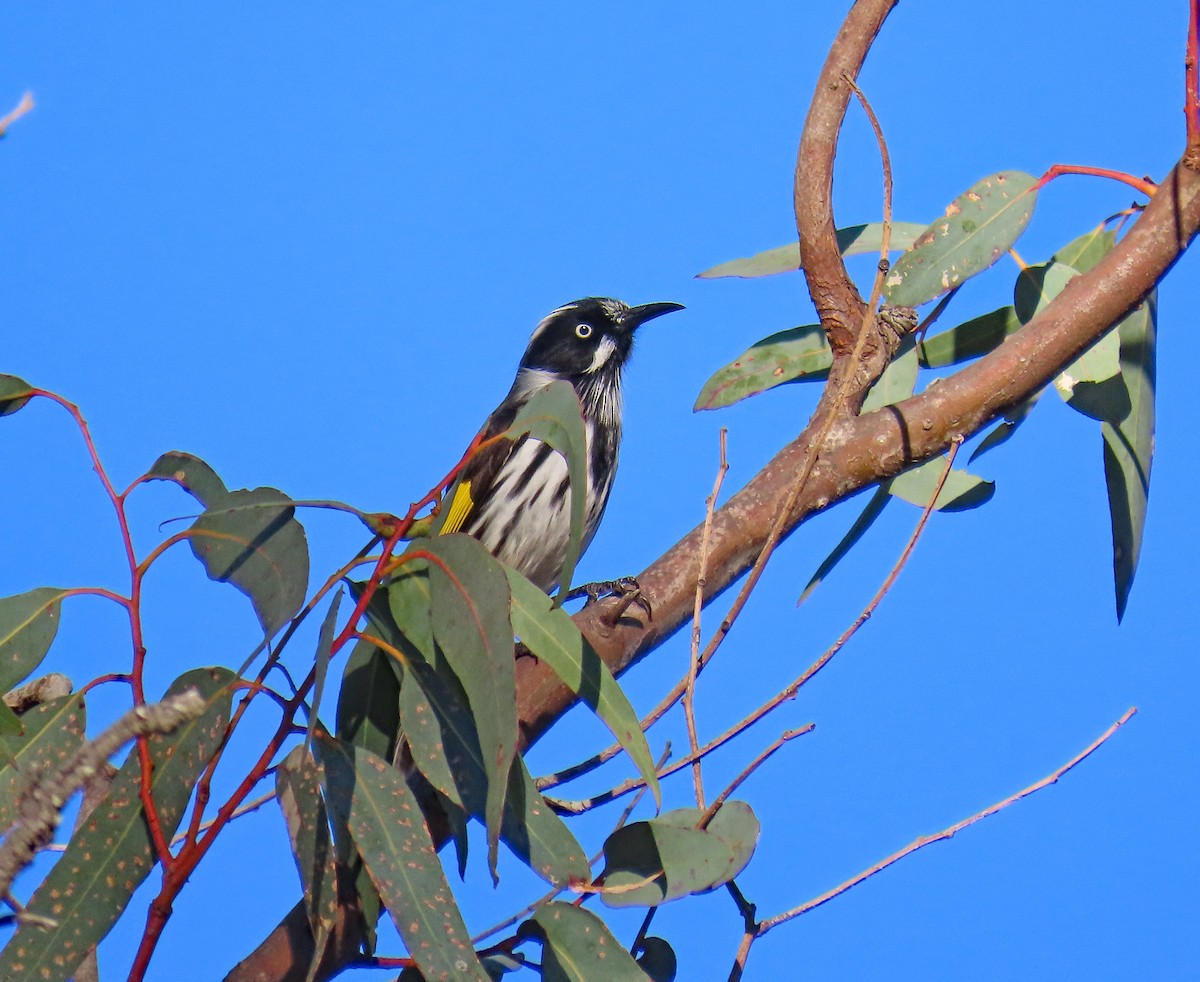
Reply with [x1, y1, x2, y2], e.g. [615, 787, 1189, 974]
[566, 576, 652, 626]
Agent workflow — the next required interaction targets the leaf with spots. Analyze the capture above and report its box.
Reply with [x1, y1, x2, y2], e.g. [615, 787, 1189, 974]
[317, 736, 490, 982]
[145, 450, 229, 507]
[0, 374, 35, 417]
[501, 756, 590, 888]
[421, 534, 516, 881]
[0, 667, 235, 982]
[519, 902, 647, 981]
[694, 221, 927, 278]
[883, 171, 1038, 307]
[693, 325, 831, 412]
[276, 746, 340, 967]
[0, 694, 86, 831]
[506, 566, 660, 811]
[0, 588, 68, 693]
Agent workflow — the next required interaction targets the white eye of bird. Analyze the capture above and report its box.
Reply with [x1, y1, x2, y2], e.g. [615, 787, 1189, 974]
[575, 323, 593, 339]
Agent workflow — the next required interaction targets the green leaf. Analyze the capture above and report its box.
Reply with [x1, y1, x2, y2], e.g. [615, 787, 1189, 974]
[422, 534, 517, 880]
[335, 639, 401, 763]
[693, 325, 831, 412]
[521, 902, 647, 981]
[799, 486, 891, 605]
[887, 455, 995, 512]
[694, 221, 927, 278]
[333, 633, 400, 957]
[506, 566, 660, 809]
[599, 801, 758, 909]
[1013, 261, 1076, 325]
[0, 667, 234, 982]
[1052, 223, 1117, 274]
[307, 590, 343, 750]
[276, 746, 340, 958]
[0, 694, 87, 831]
[1053, 328, 1122, 403]
[918, 306, 1023, 369]
[501, 757, 591, 888]
[1102, 293, 1156, 621]
[0, 588, 69, 694]
[883, 171, 1038, 307]
[145, 450, 229, 506]
[318, 736, 489, 982]
[507, 379, 590, 598]
[862, 334, 919, 412]
[187, 487, 310, 636]
[636, 937, 677, 982]
[0, 375, 35, 417]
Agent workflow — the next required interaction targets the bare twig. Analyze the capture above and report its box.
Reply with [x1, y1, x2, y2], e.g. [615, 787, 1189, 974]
[699, 728, 807, 830]
[685, 428, 729, 809]
[758, 707, 1138, 934]
[0, 91, 33, 137]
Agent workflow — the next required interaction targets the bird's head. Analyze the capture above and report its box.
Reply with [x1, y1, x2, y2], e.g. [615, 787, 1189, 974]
[518, 298, 684, 382]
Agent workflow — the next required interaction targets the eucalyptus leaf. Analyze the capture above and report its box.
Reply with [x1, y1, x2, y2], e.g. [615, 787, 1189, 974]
[884, 171, 1038, 307]
[693, 325, 831, 412]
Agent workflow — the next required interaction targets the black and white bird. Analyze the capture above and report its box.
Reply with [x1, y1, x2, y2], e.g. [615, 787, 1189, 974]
[439, 297, 683, 592]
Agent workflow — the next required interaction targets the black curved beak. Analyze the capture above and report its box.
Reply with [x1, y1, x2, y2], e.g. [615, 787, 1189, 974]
[621, 301, 686, 330]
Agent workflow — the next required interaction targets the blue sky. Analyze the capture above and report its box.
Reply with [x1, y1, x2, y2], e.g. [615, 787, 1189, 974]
[1, 3, 1196, 979]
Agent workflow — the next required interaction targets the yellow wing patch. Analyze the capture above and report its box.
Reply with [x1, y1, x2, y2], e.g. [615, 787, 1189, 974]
[440, 480, 475, 535]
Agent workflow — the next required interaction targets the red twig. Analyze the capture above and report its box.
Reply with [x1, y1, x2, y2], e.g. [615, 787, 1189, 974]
[1033, 164, 1157, 197]
[0, 91, 33, 137]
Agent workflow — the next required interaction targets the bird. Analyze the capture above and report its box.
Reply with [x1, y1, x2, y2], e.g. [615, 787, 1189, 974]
[438, 297, 684, 594]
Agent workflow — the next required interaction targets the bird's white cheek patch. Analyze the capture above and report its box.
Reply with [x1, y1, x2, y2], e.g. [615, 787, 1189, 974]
[587, 336, 617, 373]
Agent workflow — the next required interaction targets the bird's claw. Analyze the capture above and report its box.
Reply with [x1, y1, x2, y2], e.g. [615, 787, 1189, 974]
[566, 576, 652, 625]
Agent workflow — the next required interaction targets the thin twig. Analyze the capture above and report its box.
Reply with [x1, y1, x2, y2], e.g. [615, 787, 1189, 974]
[1033, 163, 1158, 197]
[758, 706, 1138, 934]
[685, 428, 729, 810]
[0, 91, 33, 137]
[699, 728, 807, 829]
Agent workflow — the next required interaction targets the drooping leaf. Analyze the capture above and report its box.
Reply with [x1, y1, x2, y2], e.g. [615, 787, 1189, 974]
[883, 171, 1038, 307]
[333, 634, 400, 957]
[0, 667, 234, 982]
[0, 694, 86, 831]
[506, 566, 660, 810]
[799, 486, 891, 605]
[636, 938, 678, 982]
[276, 745, 340, 958]
[307, 590, 343, 750]
[694, 221, 927, 278]
[1053, 328, 1122, 403]
[887, 455, 995, 512]
[318, 736, 489, 982]
[918, 306, 1023, 369]
[187, 487, 310, 636]
[0, 375, 35, 417]
[501, 756, 591, 888]
[862, 334, 919, 412]
[421, 534, 517, 880]
[507, 380, 589, 598]
[1102, 293, 1157, 621]
[145, 450, 229, 507]
[0, 588, 68, 699]
[693, 325, 831, 412]
[520, 902, 646, 981]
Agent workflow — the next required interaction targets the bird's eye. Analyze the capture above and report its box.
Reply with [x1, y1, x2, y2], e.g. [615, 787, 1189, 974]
[575, 323, 593, 339]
